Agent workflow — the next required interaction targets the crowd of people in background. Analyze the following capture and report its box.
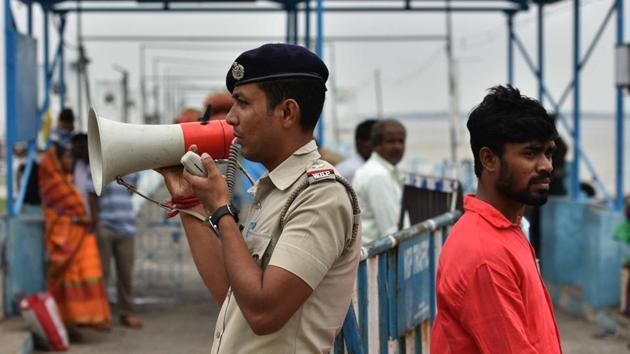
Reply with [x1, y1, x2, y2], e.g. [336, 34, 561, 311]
[12, 107, 144, 344]
[9, 65, 630, 353]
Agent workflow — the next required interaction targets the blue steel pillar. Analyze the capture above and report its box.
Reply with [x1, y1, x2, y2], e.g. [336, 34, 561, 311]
[507, 11, 515, 85]
[58, 14, 66, 107]
[285, 4, 298, 44]
[27, 0, 32, 35]
[315, 0, 324, 144]
[293, 5, 298, 45]
[572, 0, 581, 199]
[44, 4, 49, 83]
[5, 0, 16, 214]
[615, 0, 625, 210]
[537, 1, 545, 103]
[304, 0, 311, 49]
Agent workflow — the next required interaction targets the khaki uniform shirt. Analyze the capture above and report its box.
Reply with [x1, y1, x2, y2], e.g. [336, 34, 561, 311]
[210, 140, 361, 354]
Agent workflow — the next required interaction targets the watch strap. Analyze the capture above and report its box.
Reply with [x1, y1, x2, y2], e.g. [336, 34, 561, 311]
[208, 204, 239, 232]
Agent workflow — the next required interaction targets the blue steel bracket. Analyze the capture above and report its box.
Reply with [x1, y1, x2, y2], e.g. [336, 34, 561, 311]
[4, 0, 40, 216]
[511, 29, 616, 209]
[514, 0, 529, 9]
[340, 305, 365, 354]
[12, 15, 65, 215]
[5, 0, 18, 214]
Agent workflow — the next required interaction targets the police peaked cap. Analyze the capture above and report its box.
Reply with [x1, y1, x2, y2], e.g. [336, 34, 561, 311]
[226, 43, 329, 93]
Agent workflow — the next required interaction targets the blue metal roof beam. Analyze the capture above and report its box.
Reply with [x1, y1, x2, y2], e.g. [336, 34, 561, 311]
[28, 0, 528, 13]
[82, 34, 447, 42]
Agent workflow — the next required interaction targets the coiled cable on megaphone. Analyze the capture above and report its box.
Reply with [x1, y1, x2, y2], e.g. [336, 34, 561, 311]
[225, 139, 240, 201]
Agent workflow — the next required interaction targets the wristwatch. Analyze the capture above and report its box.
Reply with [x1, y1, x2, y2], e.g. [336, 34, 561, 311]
[208, 204, 239, 235]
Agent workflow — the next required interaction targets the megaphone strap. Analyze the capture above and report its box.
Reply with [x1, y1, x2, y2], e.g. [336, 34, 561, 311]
[115, 176, 208, 223]
[166, 195, 202, 218]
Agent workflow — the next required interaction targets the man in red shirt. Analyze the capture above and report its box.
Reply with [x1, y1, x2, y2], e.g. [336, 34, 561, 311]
[431, 85, 562, 354]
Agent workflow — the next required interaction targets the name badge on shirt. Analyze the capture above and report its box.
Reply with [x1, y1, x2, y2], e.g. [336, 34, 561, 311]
[307, 168, 335, 181]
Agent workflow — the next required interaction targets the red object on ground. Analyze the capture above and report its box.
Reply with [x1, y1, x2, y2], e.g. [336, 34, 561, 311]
[20, 292, 69, 351]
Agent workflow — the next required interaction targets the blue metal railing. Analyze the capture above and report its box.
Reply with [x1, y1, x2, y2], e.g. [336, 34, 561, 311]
[335, 211, 461, 354]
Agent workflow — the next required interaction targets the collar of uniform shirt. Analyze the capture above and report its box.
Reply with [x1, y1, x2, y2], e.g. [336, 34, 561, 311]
[266, 140, 320, 191]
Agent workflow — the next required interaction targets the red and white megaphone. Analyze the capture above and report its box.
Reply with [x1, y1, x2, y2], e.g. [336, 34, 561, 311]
[88, 108, 233, 196]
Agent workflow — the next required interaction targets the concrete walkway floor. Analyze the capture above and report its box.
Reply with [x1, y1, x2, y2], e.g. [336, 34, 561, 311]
[558, 308, 629, 354]
[26, 300, 630, 354]
[33, 298, 219, 354]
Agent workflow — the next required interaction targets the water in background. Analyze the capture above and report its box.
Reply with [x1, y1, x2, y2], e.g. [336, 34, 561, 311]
[330, 115, 630, 198]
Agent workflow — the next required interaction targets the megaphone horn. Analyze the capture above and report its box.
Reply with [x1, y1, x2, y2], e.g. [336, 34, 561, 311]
[88, 107, 233, 196]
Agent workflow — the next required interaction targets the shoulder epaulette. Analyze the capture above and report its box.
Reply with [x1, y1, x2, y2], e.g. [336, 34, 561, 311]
[303, 160, 336, 183]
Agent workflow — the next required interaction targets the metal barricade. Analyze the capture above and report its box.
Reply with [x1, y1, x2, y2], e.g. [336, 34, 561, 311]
[132, 184, 202, 301]
[0, 207, 46, 316]
[336, 211, 460, 354]
[334, 173, 463, 353]
[399, 174, 463, 227]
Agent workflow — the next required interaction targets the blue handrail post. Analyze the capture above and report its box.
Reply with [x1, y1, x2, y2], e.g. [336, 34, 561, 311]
[615, 0, 625, 211]
[341, 305, 365, 354]
[506, 10, 515, 85]
[44, 3, 49, 84]
[5, 0, 16, 215]
[58, 13, 66, 107]
[537, 0, 545, 104]
[572, 0, 581, 199]
[315, 0, 324, 145]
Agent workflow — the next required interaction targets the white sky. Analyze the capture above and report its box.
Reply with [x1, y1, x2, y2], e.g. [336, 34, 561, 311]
[1, 0, 628, 138]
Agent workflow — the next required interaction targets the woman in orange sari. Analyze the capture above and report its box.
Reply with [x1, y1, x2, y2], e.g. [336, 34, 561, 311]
[39, 143, 111, 333]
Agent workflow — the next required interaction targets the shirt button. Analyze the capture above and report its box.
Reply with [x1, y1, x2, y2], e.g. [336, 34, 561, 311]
[255, 202, 262, 209]
[215, 330, 221, 338]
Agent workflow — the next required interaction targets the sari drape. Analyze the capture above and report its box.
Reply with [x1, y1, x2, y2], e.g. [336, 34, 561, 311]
[39, 147, 111, 326]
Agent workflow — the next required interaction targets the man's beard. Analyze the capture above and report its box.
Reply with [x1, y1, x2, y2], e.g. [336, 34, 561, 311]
[496, 158, 551, 206]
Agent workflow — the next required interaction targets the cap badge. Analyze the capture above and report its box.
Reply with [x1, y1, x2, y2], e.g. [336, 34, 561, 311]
[232, 62, 245, 80]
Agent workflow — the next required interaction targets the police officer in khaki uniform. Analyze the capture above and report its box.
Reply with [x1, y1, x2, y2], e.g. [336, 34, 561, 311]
[159, 43, 361, 353]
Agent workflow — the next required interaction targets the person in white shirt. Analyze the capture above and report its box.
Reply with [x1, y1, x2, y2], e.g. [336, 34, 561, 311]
[353, 119, 406, 244]
[336, 119, 377, 183]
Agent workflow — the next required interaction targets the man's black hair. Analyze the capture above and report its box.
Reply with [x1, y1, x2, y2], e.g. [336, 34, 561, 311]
[371, 119, 405, 146]
[355, 119, 378, 142]
[257, 77, 325, 131]
[71, 132, 88, 144]
[467, 85, 558, 177]
[58, 108, 75, 124]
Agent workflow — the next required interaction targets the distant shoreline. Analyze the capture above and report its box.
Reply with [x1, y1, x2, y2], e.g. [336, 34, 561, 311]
[376, 111, 630, 121]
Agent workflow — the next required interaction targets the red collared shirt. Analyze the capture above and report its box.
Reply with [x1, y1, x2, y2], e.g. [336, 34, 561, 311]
[431, 195, 562, 354]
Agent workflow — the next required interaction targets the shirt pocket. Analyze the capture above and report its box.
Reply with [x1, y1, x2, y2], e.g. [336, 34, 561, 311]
[245, 230, 272, 267]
